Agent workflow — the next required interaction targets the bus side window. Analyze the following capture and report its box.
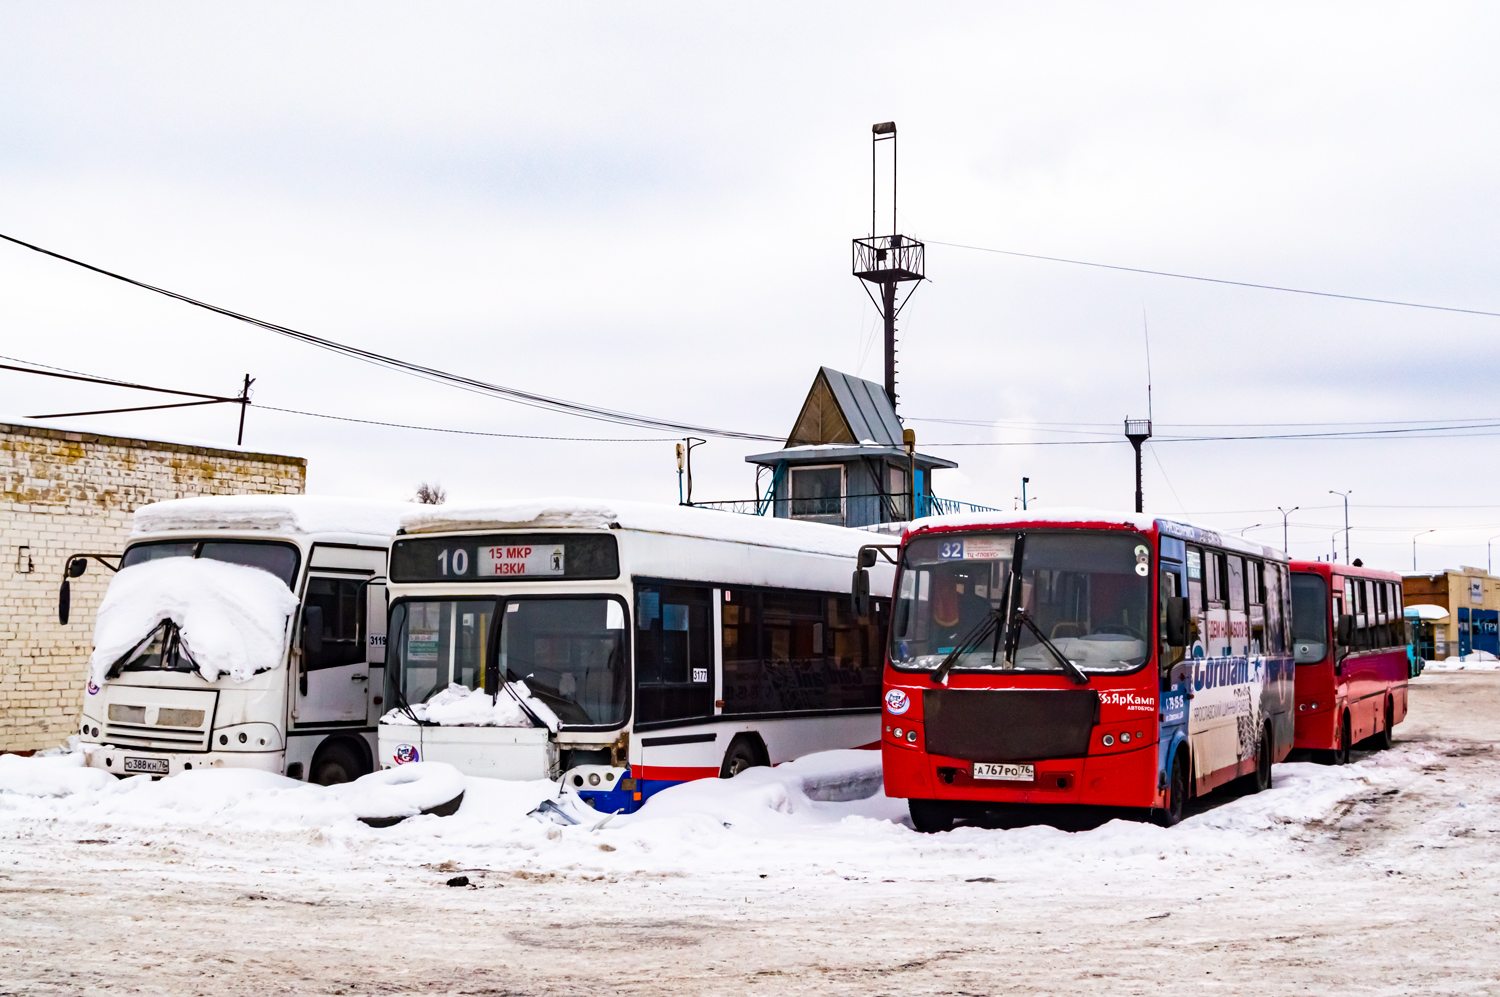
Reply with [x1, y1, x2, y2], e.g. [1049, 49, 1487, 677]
[1185, 545, 1204, 646]
[1226, 555, 1246, 614]
[1264, 563, 1285, 654]
[635, 583, 713, 724]
[1246, 559, 1265, 653]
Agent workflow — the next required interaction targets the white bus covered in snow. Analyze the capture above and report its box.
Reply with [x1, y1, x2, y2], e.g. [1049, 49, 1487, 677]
[72, 496, 410, 784]
[378, 498, 896, 811]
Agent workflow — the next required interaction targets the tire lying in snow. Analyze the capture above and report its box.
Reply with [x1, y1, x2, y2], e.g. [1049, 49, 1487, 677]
[323, 762, 467, 827]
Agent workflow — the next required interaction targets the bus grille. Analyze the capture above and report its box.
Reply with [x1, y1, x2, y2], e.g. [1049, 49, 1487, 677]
[102, 721, 212, 751]
[923, 688, 1099, 762]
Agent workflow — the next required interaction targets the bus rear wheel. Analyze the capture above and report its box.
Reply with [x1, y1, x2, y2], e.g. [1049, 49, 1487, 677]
[1367, 699, 1395, 751]
[1250, 724, 1273, 793]
[909, 799, 955, 833]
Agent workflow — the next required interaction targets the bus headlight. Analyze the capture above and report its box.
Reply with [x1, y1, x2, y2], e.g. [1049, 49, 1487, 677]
[1102, 734, 1115, 747]
[588, 773, 600, 786]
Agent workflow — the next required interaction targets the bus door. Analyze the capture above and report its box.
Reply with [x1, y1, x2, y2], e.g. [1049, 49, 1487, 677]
[1191, 549, 1239, 785]
[295, 574, 372, 725]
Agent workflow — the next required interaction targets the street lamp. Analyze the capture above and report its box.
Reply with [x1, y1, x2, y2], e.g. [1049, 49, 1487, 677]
[1329, 490, 1351, 563]
[1277, 506, 1299, 554]
[1413, 529, 1435, 572]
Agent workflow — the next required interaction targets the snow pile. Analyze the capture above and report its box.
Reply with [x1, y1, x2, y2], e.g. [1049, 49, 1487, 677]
[89, 558, 299, 684]
[399, 497, 885, 558]
[133, 495, 409, 538]
[381, 684, 533, 727]
[323, 763, 466, 822]
[1424, 651, 1500, 672]
[0, 752, 115, 798]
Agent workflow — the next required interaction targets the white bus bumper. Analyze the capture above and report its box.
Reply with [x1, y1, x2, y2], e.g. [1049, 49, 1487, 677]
[81, 743, 284, 778]
[379, 723, 558, 780]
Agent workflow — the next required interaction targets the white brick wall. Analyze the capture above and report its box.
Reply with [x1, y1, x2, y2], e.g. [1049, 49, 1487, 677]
[0, 423, 305, 752]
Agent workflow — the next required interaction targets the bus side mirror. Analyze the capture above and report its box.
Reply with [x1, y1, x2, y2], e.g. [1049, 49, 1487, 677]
[852, 568, 871, 618]
[303, 605, 325, 657]
[69, 558, 89, 578]
[59, 579, 71, 626]
[1337, 613, 1355, 646]
[859, 548, 878, 569]
[1165, 597, 1189, 646]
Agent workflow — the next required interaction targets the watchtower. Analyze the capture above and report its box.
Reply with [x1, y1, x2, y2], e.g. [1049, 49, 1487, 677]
[852, 121, 925, 412]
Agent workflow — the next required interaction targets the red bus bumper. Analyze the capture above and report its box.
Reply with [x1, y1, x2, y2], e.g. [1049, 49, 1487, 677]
[883, 737, 1162, 809]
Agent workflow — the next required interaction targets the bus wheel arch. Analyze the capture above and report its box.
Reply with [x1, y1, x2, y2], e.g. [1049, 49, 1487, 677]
[719, 733, 769, 779]
[1156, 746, 1190, 827]
[310, 736, 371, 786]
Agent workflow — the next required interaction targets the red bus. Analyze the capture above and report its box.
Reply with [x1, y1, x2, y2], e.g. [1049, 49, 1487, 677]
[856, 511, 1296, 830]
[1288, 560, 1408, 763]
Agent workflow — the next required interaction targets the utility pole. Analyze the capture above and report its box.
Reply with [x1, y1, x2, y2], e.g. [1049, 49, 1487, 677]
[1489, 533, 1500, 575]
[1329, 490, 1351, 563]
[1277, 506, 1299, 553]
[677, 438, 704, 505]
[1125, 419, 1151, 514]
[236, 374, 255, 446]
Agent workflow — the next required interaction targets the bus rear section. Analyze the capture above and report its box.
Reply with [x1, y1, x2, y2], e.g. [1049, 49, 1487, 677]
[876, 513, 1295, 830]
[1290, 561, 1409, 762]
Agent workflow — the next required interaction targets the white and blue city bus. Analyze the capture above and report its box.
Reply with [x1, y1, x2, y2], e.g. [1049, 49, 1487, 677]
[378, 499, 896, 811]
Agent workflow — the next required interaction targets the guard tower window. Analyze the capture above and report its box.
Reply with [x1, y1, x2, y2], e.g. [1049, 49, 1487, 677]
[789, 466, 845, 525]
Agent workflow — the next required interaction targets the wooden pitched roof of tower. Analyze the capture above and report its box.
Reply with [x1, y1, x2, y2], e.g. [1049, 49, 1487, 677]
[785, 367, 905, 447]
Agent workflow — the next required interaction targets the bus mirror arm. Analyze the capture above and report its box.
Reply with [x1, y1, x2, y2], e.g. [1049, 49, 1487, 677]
[851, 569, 871, 618]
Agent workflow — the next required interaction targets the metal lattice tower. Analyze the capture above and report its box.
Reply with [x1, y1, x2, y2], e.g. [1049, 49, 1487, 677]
[852, 121, 924, 413]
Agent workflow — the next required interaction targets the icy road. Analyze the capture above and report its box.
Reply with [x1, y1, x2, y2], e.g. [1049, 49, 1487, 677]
[2, 674, 1498, 996]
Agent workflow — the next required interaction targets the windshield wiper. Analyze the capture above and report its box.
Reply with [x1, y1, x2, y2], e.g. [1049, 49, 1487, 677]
[931, 608, 1004, 684]
[1008, 609, 1090, 686]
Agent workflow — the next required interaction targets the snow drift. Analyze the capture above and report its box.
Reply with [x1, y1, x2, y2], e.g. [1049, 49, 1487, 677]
[89, 558, 300, 684]
[132, 495, 409, 538]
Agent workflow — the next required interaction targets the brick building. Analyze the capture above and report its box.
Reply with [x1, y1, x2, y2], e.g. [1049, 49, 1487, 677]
[1, 421, 305, 752]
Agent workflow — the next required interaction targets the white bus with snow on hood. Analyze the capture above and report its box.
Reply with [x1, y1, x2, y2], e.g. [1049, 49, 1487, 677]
[379, 498, 896, 812]
[71, 496, 410, 784]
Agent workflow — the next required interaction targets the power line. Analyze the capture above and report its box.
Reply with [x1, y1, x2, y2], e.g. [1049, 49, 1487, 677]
[254, 404, 674, 442]
[928, 239, 1500, 320]
[0, 231, 780, 442]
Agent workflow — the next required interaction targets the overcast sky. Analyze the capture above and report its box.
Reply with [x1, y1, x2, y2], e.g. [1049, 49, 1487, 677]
[3, 3, 1499, 573]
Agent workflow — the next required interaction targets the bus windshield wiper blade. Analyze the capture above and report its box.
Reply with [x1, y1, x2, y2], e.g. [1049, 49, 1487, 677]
[1015, 610, 1090, 686]
[932, 610, 1002, 684]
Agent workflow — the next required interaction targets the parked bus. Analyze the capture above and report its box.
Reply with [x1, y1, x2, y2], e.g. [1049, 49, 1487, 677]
[378, 499, 895, 812]
[1289, 560, 1409, 764]
[858, 509, 1295, 830]
[71, 496, 408, 784]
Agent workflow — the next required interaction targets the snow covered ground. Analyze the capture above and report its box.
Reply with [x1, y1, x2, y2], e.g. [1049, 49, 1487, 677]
[2, 673, 1497, 995]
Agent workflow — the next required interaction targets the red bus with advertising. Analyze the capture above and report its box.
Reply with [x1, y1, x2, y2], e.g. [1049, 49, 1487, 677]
[1288, 560, 1408, 764]
[855, 510, 1296, 830]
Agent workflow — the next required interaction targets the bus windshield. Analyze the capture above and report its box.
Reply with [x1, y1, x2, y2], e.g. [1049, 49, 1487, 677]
[891, 530, 1152, 675]
[1290, 572, 1329, 663]
[121, 539, 300, 589]
[387, 596, 628, 728]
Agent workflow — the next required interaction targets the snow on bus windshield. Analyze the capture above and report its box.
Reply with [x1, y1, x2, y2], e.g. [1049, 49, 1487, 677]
[891, 531, 1151, 674]
[120, 540, 300, 589]
[386, 597, 628, 728]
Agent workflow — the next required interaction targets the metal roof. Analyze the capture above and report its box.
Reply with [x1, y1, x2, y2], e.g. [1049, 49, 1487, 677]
[815, 367, 904, 446]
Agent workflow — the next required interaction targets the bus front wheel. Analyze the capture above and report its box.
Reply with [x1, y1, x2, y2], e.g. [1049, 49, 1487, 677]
[1367, 699, 1395, 751]
[909, 799, 955, 833]
[311, 740, 366, 786]
[1154, 753, 1188, 827]
[719, 735, 767, 779]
